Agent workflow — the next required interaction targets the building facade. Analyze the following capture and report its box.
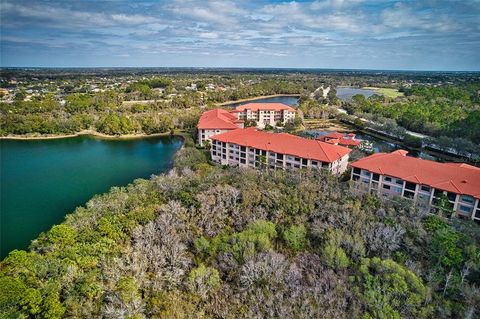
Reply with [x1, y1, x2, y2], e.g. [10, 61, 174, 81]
[197, 109, 244, 146]
[210, 127, 351, 174]
[350, 150, 480, 221]
[235, 103, 296, 129]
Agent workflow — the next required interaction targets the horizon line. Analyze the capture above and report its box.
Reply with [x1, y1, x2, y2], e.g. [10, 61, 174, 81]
[1, 66, 480, 73]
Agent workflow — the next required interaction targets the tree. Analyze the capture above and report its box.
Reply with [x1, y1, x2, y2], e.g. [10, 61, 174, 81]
[283, 224, 307, 251]
[188, 264, 221, 299]
[322, 242, 350, 270]
[357, 258, 429, 319]
[65, 93, 92, 113]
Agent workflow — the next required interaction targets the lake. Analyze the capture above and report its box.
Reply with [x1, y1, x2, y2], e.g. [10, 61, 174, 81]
[336, 87, 376, 101]
[0, 135, 182, 259]
[223, 95, 300, 108]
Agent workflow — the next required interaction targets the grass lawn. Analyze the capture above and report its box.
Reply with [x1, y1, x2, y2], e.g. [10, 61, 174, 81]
[303, 118, 352, 132]
[362, 87, 404, 98]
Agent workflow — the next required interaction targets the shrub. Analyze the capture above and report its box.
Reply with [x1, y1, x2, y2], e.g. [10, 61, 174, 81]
[283, 224, 307, 251]
[323, 243, 350, 270]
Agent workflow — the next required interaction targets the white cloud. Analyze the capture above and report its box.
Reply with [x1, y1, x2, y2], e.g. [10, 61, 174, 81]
[381, 3, 460, 33]
[199, 32, 219, 39]
[1, 1, 160, 28]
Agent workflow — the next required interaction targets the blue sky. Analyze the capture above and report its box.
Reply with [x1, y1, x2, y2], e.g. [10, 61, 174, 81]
[1, 0, 479, 70]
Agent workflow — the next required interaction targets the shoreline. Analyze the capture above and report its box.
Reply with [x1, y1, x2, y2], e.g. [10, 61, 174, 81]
[0, 130, 180, 141]
[215, 94, 300, 106]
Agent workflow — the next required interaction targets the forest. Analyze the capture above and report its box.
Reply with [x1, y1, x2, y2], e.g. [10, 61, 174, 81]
[0, 75, 313, 136]
[1, 141, 479, 318]
[344, 83, 480, 144]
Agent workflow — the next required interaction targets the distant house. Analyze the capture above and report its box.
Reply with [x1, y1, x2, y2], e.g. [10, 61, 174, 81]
[235, 103, 295, 128]
[317, 132, 361, 148]
[350, 150, 480, 221]
[197, 108, 244, 146]
[210, 127, 351, 174]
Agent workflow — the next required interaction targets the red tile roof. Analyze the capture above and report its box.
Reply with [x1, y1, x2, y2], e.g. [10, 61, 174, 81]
[211, 127, 351, 163]
[351, 150, 480, 199]
[236, 103, 295, 112]
[197, 109, 244, 130]
[323, 132, 344, 139]
[317, 132, 361, 147]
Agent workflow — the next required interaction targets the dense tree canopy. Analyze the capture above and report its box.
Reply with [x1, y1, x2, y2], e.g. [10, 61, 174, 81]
[345, 83, 480, 144]
[0, 144, 478, 318]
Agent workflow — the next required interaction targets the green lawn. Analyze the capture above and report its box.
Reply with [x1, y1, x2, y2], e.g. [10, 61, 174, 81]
[362, 87, 404, 98]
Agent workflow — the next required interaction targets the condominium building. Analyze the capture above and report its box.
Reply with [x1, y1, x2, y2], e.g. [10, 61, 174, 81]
[197, 108, 244, 146]
[316, 132, 361, 148]
[350, 150, 480, 221]
[210, 127, 351, 174]
[235, 103, 296, 128]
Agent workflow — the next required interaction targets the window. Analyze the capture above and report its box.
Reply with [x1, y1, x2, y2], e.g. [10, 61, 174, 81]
[418, 194, 429, 200]
[277, 154, 283, 160]
[396, 179, 404, 185]
[383, 184, 391, 190]
[311, 160, 318, 166]
[352, 175, 360, 181]
[461, 195, 474, 204]
[421, 185, 430, 192]
[447, 192, 457, 202]
[405, 182, 416, 191]
[372, 173, 380, 181]
[353, 167, 361, 175]
[240, 158, 246, 164]
[459, 205, 472, 214]
[434, 189, 444, 198]
[362, 171, 371, 177]
[384, 177, 392, 182]
[302, 159, 308, 165]
[403, 191, 415, 199]
[475, 209, 480, 219]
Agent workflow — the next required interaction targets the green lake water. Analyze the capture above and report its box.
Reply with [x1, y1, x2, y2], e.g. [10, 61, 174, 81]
[0, 135, 182, 259]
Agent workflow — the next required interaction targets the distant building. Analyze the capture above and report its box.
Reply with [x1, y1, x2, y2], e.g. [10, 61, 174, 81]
[235, 103, 295, 128]
[350, 150, 480, 221]
[211, 127, 351, 174]
[317, 132, 361, 148]
[197, 109, 244, 146]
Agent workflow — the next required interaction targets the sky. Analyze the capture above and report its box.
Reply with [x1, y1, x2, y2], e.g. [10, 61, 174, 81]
[1, 0, 479, 70]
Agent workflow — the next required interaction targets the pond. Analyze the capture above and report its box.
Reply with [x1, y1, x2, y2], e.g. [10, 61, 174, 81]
[0, 135, 182, 259]
[223, 95, 299, 108]
[336, 87, 376, 101]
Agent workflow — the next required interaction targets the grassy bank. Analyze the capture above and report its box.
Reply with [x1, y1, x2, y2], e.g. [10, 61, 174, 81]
[362, 87, 404, 98]
[0, 130, 186, 141]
